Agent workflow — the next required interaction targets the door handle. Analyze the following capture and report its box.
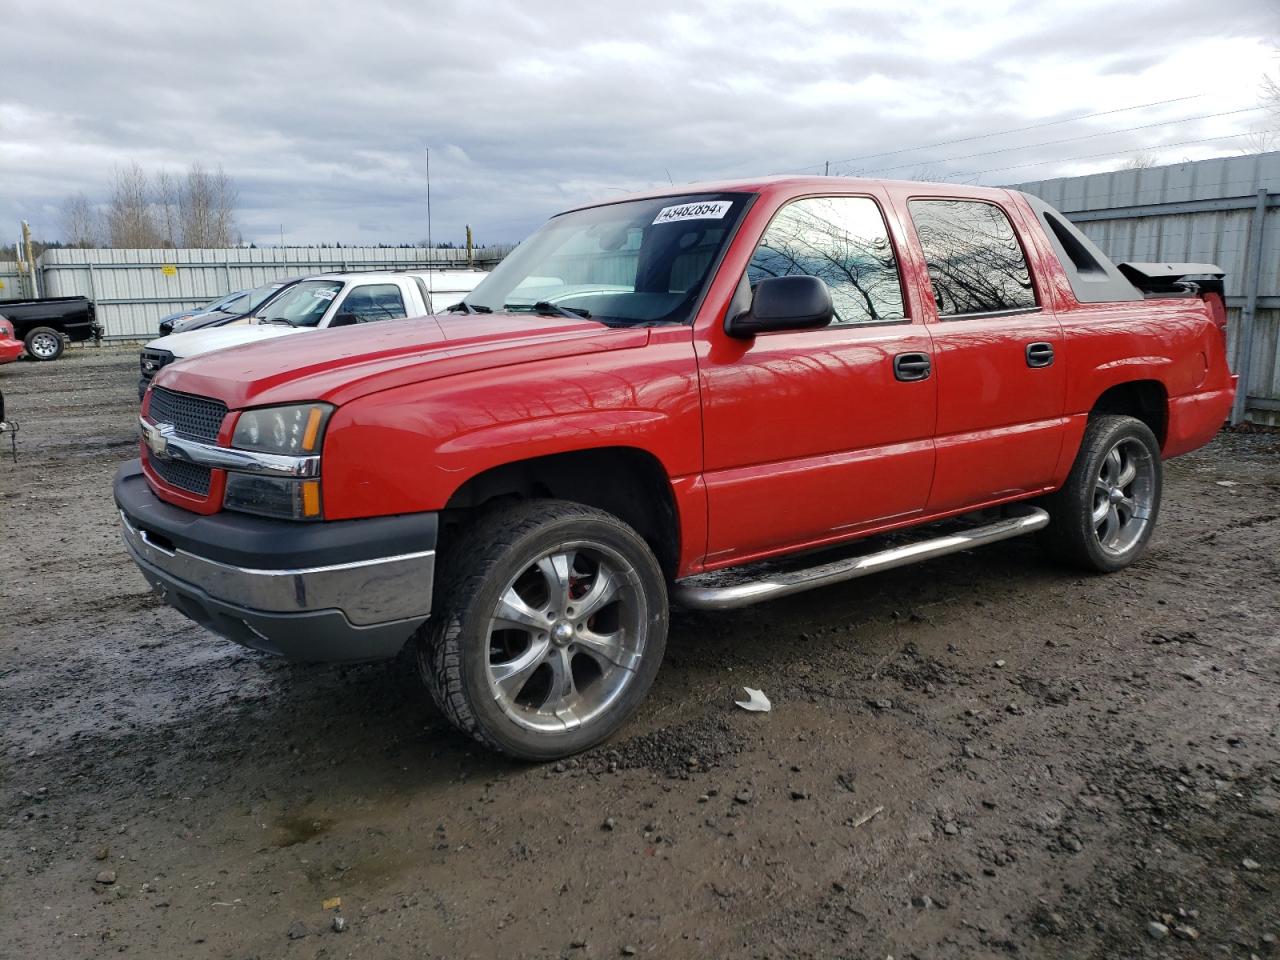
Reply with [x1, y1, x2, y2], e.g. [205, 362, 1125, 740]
[1025, 342, 1055, 368]
[893, 352, 932, 382]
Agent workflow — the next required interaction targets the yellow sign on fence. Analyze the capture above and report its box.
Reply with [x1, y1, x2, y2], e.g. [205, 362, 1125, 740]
[161, 264, 177, 277]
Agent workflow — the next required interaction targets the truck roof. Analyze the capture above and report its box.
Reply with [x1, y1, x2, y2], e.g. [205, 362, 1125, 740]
[564, 175, 1020, 213]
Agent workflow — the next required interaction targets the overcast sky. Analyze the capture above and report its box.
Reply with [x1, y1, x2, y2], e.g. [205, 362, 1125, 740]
[2, 0, 1277, 247]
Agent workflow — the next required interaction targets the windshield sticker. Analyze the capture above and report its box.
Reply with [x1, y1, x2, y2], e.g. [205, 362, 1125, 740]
[312, 289, 337, 300]
[652, 200, 733, 225]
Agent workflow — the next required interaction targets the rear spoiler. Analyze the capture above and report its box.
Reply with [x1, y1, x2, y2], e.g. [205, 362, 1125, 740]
[1117, 262, 1225, 298]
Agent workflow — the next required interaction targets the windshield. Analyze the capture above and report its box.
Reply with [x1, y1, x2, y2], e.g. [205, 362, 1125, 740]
[257, 280, 343, 327]
[216, 291, 250, 314]
[246, 281, 292, 314]
[464, 193, 750, 326]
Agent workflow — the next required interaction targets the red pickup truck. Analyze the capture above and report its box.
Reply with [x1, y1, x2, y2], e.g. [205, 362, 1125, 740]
[115, 177, 1234, 759]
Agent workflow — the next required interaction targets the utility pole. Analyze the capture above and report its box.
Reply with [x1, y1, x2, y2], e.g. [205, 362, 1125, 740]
[824, 161, 830, 176]
[424, 147, 433, 264]
[21, 221, 39, 298]
[465, 224, 473, 268]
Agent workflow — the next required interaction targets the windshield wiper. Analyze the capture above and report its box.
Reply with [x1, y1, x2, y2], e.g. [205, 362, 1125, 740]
[528, 301, 591, 320]
[446, 302, 493, 315]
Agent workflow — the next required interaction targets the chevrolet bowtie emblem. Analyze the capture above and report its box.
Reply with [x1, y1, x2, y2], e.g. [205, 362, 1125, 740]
[143, 421, 177, 460]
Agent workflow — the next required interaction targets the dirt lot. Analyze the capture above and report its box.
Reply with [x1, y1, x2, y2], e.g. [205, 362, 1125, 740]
[1, 343, 1277, 960]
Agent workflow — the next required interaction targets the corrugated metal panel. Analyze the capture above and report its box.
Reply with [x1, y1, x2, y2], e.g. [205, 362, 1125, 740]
[1013, 151, 1280, 214]
[35, 246, 512, 339]
[0, 261, 27, 298]
[1014, 151, 1280, 424]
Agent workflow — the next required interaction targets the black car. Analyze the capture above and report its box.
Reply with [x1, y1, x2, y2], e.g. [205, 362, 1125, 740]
[159, 277, 304, 336]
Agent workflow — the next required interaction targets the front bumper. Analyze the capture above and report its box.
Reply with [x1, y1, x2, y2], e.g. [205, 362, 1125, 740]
[0, 337, 21, 364]
[114, 460, 438, 661]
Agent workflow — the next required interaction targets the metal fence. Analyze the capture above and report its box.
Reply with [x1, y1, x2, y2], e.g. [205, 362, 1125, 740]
[1015, 150, 1280, 424]
[0, 260, 28, 299]
[33, 245, 513, 339]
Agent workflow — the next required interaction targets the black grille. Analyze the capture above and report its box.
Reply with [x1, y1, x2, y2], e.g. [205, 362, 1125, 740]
[139, 348, 175, 386]
[148, 387, 227, 444]
[147, 452, 212, 496]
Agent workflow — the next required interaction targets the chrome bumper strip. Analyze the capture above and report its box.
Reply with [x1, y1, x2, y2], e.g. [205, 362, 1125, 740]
[119, 510, 434, 626]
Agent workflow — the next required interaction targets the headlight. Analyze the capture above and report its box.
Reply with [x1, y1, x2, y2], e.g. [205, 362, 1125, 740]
[232, 403, 332, 455]
[226, 403, 333, 520]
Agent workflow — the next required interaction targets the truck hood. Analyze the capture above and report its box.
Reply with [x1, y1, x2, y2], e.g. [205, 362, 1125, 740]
[153, 313, 652, 409]
[147, 322, 302, 358]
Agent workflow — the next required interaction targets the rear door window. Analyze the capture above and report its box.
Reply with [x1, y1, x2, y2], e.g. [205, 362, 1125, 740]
[907, 199, 1037, 317]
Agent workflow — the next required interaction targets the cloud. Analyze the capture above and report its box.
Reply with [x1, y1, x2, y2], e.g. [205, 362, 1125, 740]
[2, 0, 1275, 246]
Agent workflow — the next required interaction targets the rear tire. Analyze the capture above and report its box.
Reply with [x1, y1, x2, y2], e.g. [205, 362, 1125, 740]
[417, 499, 668, 761]
[24, 327, 64, 361]
[1040, 414, 1162, 572]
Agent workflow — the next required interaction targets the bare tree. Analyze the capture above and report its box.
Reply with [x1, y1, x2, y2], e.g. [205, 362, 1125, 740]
[59, 191, 100, 247]
[1242, 129, 1280, 154]
[106, 162, 161, 248]
[209, 164, 239, 247]
[1263, 64, 1280, 126]
[1237, 57, 1280, 156]
[153, 170, 182, 248]
[68, 160, 241, 248]
[181, 162, 238, 247]
[1121, 151, 1159, 170]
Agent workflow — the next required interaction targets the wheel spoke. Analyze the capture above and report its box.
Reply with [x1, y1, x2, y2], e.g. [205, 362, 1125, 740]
[1103, 447, 1122, 483]
[574, 566, 620, 620]
[544, 646, 576, 704]
[490, 639, 550, 701]
[1101, 505, 1120, 544]
[575, 627, 641, 672]
[1116, 457, 1137, 489]
[537, 553, 573, 614]
[1091, 496, 1110, 524]
[494, 587, 549, 632]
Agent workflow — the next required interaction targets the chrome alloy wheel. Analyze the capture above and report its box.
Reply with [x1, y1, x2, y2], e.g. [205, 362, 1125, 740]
[1092, 437, 1156, 555]
[485, 542, 648, 733]
[29, 332, 61, 359]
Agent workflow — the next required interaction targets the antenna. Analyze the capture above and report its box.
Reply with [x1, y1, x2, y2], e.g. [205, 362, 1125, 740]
[424, 147, 433, 264]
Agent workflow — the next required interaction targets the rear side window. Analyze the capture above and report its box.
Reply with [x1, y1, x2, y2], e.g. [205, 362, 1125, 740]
[339, 284, 407, 323]
[747, 196, 905, 325]
[908, 199, 1036, 317]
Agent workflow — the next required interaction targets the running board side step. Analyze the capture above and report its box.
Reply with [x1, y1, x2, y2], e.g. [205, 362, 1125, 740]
[673, 506, 1050, 611]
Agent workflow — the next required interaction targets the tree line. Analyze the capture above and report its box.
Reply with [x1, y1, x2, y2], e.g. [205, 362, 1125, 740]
[59, 161, 240, 249]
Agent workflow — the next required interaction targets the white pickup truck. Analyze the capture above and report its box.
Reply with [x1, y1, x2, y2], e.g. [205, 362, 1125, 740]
[138, 270, 487, 396]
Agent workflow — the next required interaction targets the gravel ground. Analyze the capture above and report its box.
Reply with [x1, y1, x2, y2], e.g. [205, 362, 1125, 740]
[1, 344, 1278, 960]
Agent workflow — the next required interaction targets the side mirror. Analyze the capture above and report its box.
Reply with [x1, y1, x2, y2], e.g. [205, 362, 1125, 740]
[725, 275, 834, 338]
[329, 313, 360, 328]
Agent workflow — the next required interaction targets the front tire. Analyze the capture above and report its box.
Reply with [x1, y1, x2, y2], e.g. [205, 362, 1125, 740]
[24, 327, 65, 361]
[1041, 414, 1162, 572]
[417, 500, 668, 760]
